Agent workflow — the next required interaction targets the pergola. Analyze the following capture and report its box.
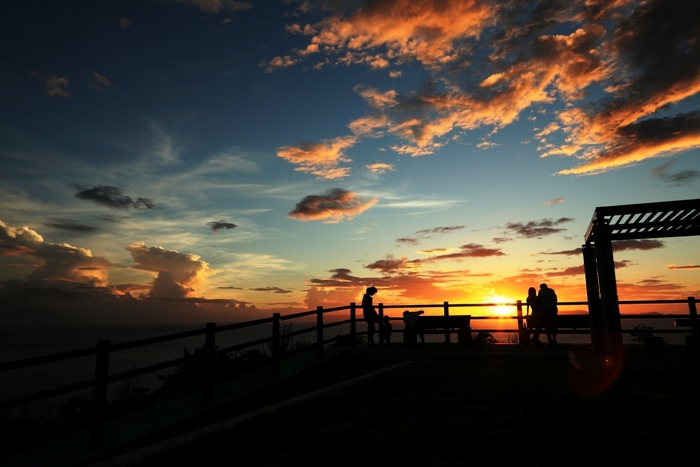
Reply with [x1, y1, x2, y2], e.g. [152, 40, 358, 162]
[582, 198, 700, 356]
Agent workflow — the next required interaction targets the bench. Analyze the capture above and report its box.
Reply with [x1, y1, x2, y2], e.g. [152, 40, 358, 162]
[413, 315, 472, 345]
[524, 314, 590, 331]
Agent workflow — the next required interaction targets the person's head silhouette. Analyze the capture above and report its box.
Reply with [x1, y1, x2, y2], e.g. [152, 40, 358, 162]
[366, 286, 377, 296]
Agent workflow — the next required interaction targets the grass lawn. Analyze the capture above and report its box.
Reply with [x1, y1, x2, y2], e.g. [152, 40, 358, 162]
[130, 347, 699, 467]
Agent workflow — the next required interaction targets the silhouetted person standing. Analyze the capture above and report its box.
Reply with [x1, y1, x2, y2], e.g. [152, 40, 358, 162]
[381, 315, 392, 343]
[362, 286, 379, 346]
[538, 283, 558, 345]
[526, 287, 544, 345]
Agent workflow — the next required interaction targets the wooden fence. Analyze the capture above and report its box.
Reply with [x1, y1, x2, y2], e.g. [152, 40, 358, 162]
[0, 297, 697, 447]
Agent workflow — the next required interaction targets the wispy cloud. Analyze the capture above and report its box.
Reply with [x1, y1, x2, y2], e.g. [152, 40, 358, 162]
[44, 219, 102, 234]
[545, 198, 566, 205]
[88, 72, 113, 91]
[667, 264, 700, 270]
[166, 0, 252, 14]
[249, 286, 292, 294]
[396, 225, 465, 246]
[42, 74, 70, 97]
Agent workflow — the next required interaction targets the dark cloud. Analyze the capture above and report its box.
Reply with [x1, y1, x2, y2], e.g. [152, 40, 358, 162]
[547, 260, 630, 277]
[218, 285, 244, 289]
[250, 287, 293, 294]
[542, 239, 664, 256]
[288, 188, 377, 223]
[613, 239, 664, 252]
[415, 226, 465, 236]
[364, 255, 421, 274]
[650, 160, 700, 187]
[207, 220, 237, 233]
[396, 225, 465, 245]
[667, 264, 700, 270]
[502, 217, 574, 239]
[44, 219, 101, 234]
[74, 185, 156, 210]
[426, 243, 506, 261]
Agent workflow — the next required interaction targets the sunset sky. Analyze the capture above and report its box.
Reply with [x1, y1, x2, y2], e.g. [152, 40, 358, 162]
[1, 0, 699, 323]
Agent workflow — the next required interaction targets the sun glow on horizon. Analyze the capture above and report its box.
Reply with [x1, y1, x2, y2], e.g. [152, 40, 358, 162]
[484, 295, 517, 316]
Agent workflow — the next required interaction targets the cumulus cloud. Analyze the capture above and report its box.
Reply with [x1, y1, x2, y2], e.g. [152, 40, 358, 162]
[74, 185, 156, 210]
[207, 220, 237, 233]
[277, 136, 356, 179]
[288, 188, 378, 223]
[0, 220, 111, 285]
[125, 242, 212, 298]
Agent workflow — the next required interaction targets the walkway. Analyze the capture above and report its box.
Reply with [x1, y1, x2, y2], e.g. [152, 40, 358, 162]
[1, 343, 694, 467]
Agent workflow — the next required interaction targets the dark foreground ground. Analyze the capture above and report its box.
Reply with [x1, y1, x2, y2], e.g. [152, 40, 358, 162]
[124, 344, 699, 467]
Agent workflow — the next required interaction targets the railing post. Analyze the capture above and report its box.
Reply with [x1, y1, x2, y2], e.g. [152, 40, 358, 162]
[378, 303, 384, 344]
[272, 313, 280, 377]
[317, 306, 324, 357]
[89, 339, 110, 449]
[350, 302, 357, 348]
[203, 323, 216, 404]
[689, 297, 697, 335]
[443, 302, 450, 343]
[517, 300, 528, 346]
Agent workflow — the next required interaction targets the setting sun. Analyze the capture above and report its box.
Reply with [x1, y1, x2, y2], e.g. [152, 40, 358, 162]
[485, 295, 517, 317]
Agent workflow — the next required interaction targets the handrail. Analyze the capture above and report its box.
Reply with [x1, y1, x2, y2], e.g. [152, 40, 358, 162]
[1, 297, 696, 448]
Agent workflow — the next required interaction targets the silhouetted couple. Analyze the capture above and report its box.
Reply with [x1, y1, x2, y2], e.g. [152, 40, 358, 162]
[526, 283, 558, 346]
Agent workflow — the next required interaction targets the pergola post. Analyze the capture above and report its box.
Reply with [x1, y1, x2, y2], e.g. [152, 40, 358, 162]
[593, 222, 623, 360]
[582, 243, 603, 352]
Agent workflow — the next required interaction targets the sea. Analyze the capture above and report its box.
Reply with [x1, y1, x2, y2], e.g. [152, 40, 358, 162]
[0, 315, 689, 418]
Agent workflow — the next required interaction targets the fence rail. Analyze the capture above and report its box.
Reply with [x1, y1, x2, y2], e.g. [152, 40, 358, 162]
[0, 297, 697, 447]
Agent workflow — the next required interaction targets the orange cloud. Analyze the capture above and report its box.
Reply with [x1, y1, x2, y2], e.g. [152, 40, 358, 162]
[288, 188, 378, 223]
[275, 0, 497, 71]
[277, 136, 356, 179]
[365, 162, 395, 173]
